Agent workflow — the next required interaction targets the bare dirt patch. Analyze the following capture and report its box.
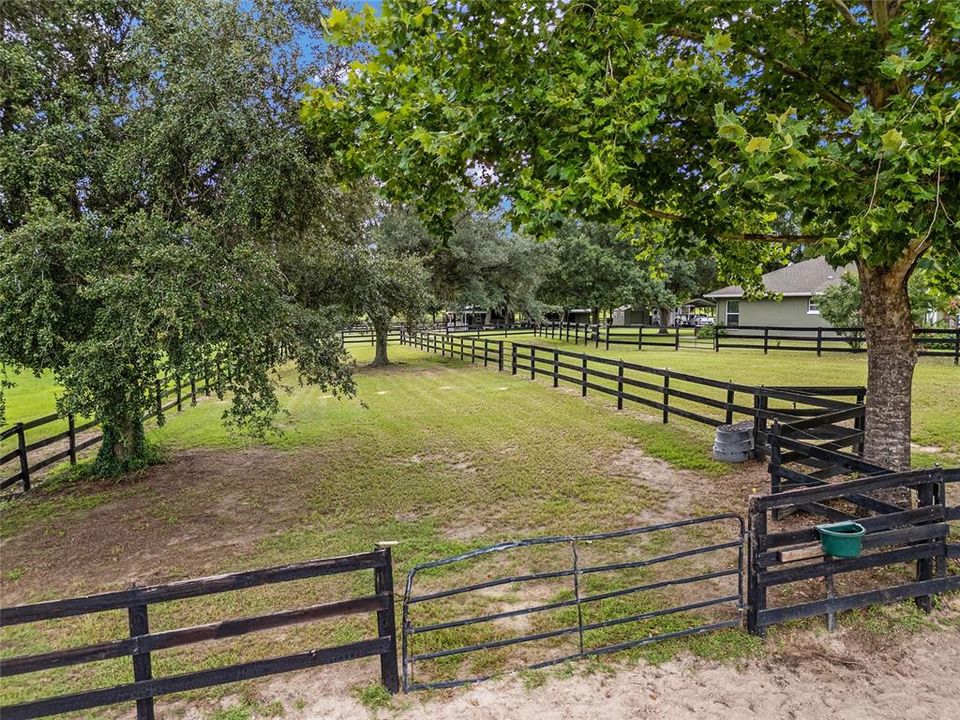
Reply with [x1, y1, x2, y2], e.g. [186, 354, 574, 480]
[603, 446, 765, 523]
[0, 447, 316, 603]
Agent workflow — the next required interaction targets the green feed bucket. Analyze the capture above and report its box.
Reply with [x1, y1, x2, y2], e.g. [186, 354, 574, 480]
[816, 521, 866, 558]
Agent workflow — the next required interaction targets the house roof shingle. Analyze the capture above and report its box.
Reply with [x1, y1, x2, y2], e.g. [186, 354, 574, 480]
[704, 257, 853, 299]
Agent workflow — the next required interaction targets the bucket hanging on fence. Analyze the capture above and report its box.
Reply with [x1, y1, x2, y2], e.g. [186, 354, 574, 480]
[816, 521, 866, 558]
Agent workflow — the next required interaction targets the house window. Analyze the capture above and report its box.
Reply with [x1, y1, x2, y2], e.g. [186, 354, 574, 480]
[807, 296, 821, 314]
[726, 300, 740, 327]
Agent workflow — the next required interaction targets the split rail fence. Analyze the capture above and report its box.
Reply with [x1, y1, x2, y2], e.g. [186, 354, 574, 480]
[532, 321, 960, 363]
[1, 374, 213, 495]
[0, 547, 399, 720]
[401, 331, 865, 456]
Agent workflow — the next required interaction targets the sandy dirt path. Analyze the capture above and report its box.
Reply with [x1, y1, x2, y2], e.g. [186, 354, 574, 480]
[181, 614, 960, 720]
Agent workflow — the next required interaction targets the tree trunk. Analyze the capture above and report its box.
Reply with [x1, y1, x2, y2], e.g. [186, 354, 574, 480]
[858, 260, 916, 474]
[95, 411, 148, 475]
[371, 322, 390, 366]
[658, 306, 672, 334]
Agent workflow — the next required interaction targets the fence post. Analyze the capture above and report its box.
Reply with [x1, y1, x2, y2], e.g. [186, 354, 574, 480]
[854, 390, 866, 456]
[581, 353, 587, 397]
[68, 415, 77, 465]
[756, 390, 769, 453]
[746, 497, 767, 637]
[638, 325, 643, 351]
[714, 326, 720, 352]
[128, 598, 155, 720]
[553, 350, 559, 388]
[769, 420, 782, 500]
[512, 345, 517, 375]
[763, 328, 769, 355]
[605, 325, 610, 350]
[616, 361, 624, 410]
[483, 339, 488, 367]
[725, 383, 735, 425]
[471, 337, 476, 364]
[16, 423, 30, 492]
[955, 328, 959, 366]
[374, 544, 400, 694]
[190, 376, 197, 406]
[662, 374, 669, 424]
[176, 376, 182, 412]
[498, 341, 504, 372]
[913, 470, 941, 613]
[816, 328, 823, 357]
[530, 346, 536, 380]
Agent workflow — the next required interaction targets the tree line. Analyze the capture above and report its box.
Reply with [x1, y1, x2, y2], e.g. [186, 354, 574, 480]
[3, 0, 958, 477]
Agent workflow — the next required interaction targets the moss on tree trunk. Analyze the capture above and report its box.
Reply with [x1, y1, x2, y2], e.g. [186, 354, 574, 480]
[95, 412, 149, 476]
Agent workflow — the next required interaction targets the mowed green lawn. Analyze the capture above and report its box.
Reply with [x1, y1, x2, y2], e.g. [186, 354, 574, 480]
[4, 336, 957, 460]
[2, 344, 753, 718]
[1, 342, 957, 719]
[508, 332, 960, 462]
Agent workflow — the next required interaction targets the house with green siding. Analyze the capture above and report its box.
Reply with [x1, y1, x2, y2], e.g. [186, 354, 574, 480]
[704, 257, 854, 331]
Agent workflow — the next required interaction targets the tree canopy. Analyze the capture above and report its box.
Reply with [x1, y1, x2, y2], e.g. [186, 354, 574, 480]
[1, 0, 355, 472]
[376, 206, 549, 321]
[305, 0, 960, 470]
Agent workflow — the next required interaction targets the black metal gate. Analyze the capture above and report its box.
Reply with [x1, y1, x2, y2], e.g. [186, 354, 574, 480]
[402, 514, 744, 691]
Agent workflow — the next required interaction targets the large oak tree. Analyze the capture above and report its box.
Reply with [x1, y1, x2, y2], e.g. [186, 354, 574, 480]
[305, 0, 959, 470]
[1, 0, 356, 473]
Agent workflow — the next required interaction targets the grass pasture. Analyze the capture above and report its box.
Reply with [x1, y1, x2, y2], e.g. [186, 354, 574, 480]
[0, 340, 958, 718]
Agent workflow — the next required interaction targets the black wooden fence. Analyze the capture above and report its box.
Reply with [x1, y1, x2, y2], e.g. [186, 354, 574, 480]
[400, 332, 866, 456]
[0, 547, 399, 719]
[716, 324, 960, 362]
[747, 468, 959, 635]
[532, 321, 960, 363]
[1, 374, 212, 495]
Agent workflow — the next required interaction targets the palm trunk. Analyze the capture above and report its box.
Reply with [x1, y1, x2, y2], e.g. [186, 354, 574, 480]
[859, 260, 916, 473]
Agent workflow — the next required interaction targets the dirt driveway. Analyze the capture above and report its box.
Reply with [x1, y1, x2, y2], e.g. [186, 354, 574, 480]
[190, 606, 957, 720]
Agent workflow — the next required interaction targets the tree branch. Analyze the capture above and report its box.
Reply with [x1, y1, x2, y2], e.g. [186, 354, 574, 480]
[719, 233, 820, 244]
[662, 27, 854, 116]
[827, 0, 860, 28]
[624, 200, 819, 244]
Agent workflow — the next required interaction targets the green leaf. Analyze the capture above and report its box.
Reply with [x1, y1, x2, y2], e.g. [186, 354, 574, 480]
[326, 7, 349, 31]
[745, 136, 772, 154]
[881, 128, 905, 154]
[718, 123, 746, 141]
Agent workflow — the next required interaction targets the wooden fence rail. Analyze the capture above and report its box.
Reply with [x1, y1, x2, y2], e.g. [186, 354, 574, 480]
[401, 332, 864, 456]
[532, 321, 960, 363]
[0, 547, 399, 720]
[1, 374, 214, 496]
[747, 468, 959, 635]
[715, 324, 960, 362]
